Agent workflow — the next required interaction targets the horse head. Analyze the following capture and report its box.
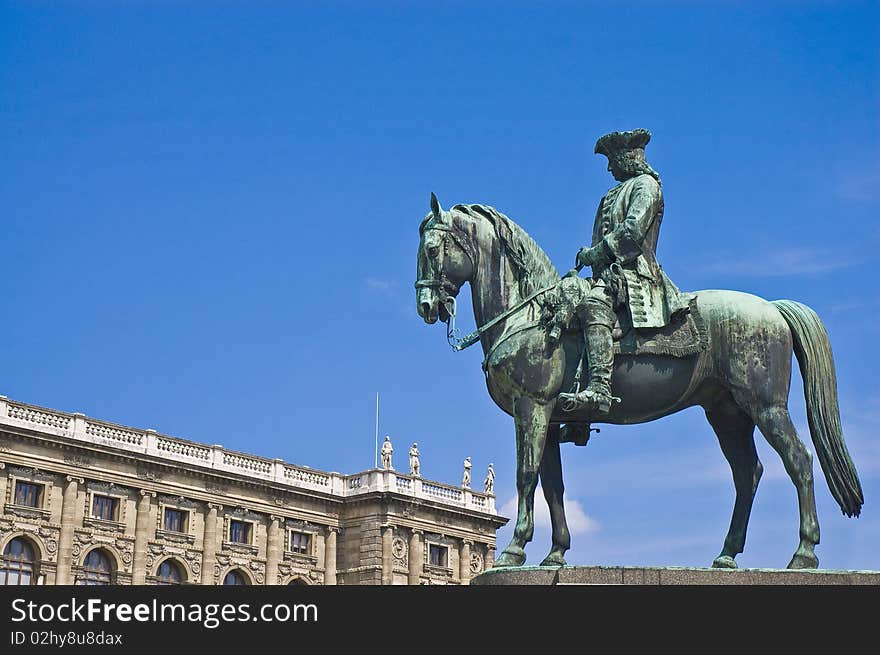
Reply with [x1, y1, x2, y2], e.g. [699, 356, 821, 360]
[416, 193, 475, 325]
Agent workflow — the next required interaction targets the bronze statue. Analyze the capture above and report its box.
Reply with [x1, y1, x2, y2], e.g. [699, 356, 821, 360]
[415, 133, 863, 569]
[558, 129, 688, 420]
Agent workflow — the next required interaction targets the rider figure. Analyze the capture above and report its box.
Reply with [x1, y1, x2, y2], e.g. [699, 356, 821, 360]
[558, 128, 689, 416]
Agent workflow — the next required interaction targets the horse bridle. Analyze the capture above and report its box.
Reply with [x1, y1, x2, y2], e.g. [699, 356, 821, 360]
[416, 215, 556, 353]
[415, 220, 475, 350]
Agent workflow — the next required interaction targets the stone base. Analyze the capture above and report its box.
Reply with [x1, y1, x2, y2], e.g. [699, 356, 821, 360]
[472, 565, 880, 585]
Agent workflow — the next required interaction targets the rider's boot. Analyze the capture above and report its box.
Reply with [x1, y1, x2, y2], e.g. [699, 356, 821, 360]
[558, 323, 616, 416]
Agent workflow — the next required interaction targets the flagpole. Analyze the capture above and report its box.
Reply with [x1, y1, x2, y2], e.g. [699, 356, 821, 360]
[374, 392, 379, 469]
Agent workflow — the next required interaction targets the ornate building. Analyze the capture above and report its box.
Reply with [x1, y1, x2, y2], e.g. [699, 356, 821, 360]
[0, 396, 506, 585]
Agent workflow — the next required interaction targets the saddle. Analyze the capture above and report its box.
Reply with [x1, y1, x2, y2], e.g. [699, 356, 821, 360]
[541, 277, 708, 358]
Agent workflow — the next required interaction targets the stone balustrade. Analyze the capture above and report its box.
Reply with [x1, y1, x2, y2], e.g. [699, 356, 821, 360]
[0, 396, 496, 514]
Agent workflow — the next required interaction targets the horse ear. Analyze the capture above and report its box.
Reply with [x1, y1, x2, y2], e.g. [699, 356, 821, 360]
[430, 192, 443, 219]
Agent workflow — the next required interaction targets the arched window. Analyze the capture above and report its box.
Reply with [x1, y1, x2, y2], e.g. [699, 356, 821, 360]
[223, 570, 249, 586]
[1, 537, 38, 586]
[156, 559, 184, 585]
[78, 549, 114, 585]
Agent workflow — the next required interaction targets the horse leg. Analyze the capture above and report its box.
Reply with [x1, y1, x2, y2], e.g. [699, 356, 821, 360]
[705, 392, 761, 569]
[538, 425, 570, 566]
[750, 403, 820, 569]
[495, 396, 553, 567]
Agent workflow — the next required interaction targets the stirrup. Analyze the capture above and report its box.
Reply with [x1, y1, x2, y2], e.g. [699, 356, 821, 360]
[558, 388, 620, 414]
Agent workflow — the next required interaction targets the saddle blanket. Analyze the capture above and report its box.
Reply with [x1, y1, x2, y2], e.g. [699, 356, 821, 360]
[613, 295, 708, 358]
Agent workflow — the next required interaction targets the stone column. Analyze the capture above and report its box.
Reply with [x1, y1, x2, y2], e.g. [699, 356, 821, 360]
[486, 545, 495, 570]
[132, 490, 155, 584]
[408, 529, 423, 585]
[324, 527, 338, 585]
[265, 515, 283, 586]
[55, 476, 83, 585]
[201, 503, 221, 585]
[0, 463, 7, 508]
[381, 524, 394, 585]
[459, 539, 472, 585]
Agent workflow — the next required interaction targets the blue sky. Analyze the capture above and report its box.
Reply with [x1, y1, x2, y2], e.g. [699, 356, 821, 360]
[2, 1, 878, 570]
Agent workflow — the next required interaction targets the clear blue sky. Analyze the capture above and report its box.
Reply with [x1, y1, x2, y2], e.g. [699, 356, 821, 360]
[2, 1, 878, 570]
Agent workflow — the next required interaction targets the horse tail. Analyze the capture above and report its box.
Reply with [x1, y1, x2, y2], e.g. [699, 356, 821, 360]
[773, 299, 863, 517]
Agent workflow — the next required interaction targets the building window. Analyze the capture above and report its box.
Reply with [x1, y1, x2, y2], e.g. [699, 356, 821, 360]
[13, 482, 43, 508]
[91, 495, 119, 521]
[163, 508, 188, 533]
[229, 520, 251, 544]
[289, 531, 310, 555]
[156, 559, 184, 585]
[223, 570, 249, 586]
[78, 549, 114, 585]
[1, 537, 38, 586]
[429, 544, 448, 568]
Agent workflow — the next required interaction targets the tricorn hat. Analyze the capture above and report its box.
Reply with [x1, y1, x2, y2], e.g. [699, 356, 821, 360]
[594, 128, 652, 157]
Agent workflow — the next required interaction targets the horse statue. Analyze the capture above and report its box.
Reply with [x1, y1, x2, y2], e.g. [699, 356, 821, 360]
[415, 193, 863, 570]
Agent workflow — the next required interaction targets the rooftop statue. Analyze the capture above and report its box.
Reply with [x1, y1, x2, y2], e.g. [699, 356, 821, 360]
[415, 130, 863, 570]
[380, 435, 393, 470]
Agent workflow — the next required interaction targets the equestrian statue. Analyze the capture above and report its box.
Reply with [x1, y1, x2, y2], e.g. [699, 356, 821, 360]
[415, 129, 863, 570]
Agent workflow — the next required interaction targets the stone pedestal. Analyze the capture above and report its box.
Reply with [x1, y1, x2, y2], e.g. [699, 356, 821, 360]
[471, 565, 880, 586]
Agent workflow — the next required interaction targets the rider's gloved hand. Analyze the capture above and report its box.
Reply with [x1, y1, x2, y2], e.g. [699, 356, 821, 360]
[576, 244, 610, 269]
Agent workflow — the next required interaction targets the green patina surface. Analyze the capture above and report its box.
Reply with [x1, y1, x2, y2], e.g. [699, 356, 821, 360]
[415, 129, 863, 572]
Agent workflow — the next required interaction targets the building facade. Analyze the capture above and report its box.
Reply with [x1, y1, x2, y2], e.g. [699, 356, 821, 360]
[0, 396, 506, 585]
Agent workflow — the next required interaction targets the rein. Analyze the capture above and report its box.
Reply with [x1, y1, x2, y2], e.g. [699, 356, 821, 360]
[447, 283, 556, 352]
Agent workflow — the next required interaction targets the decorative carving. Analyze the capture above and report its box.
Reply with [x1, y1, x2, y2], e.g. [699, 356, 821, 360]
[470, 552, 484, 574]
[391, 537, 407, 563]
[248, 560, 265, 584]
[157, 495, 197, 510]
[155, 530, 195, 546]
[4, 505, 50, 521]
[223, 542, 258, 556]
[85, 481, 124, 494]
[9, 466, 56, 483]
[283, 519, 318, 534]
[63, 453, 93, 468]
[82, 517, 127, 534]
[136, 466, 161, 482]
[205, 481, 227, 495]
[185, 550, 202, 576]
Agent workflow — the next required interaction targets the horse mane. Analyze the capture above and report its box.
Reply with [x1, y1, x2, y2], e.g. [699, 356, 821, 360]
[452, 203, 559, 296]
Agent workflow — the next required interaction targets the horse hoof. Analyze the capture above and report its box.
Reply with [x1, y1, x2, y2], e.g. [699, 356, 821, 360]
[787, 553, 818, 570]
[539, 552, 566, 567]
[711, 555, 737, 569]
[495, 547, 526, 567]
